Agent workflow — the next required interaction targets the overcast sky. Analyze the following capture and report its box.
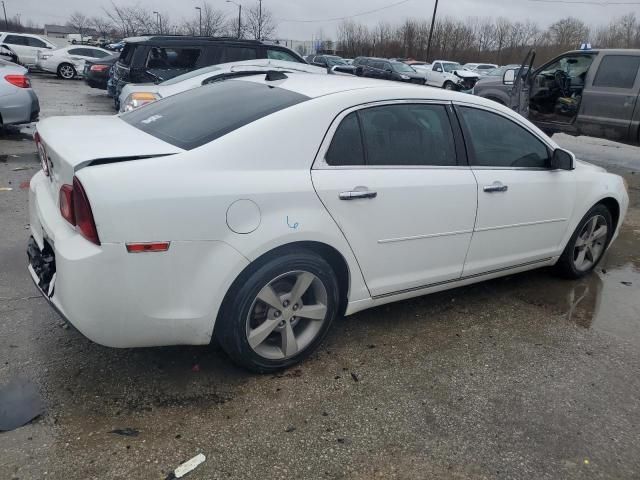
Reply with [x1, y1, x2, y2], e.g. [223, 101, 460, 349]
[9, 0, 640, 39]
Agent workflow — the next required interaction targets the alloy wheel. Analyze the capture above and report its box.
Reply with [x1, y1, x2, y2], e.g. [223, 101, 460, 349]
[59, 65, 75, 79]
[246, 270, 329, 360]
[573, 215, 608, 272]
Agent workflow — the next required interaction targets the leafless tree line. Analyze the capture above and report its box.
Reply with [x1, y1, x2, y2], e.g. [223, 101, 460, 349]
[60, 1, 276, 41]
[336, 13, 640, 65]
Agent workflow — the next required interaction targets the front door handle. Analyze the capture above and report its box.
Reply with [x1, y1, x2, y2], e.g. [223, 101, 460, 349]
[483, 181, 508, 193]
[339, 189, 377, 200]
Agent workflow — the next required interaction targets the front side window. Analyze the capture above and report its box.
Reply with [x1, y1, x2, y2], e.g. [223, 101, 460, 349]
[146, 47, 201, 69]
[5, 35, 27, 46]
[26, 37, 46, 48]
[442, 63, 461, 73]
[593, 55, 640, 89]
[459, 107, 549, 168]
[267, 49, 300, 63]
[121, 80, 309, 150]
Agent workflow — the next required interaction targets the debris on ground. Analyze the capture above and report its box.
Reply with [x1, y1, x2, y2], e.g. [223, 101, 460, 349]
[0, 187, 13, 191]
[165, 453, 206, 479]
[351, 372, 360, 382]
[621, 281, 633, 286]
[0, 378, 44, 431]
[109, 428, 140, 437]
[285, 424, 296, 432]
[12, 166, 29, 171]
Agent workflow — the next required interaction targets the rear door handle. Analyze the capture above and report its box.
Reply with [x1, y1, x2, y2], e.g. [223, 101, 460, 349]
[339, 189, 377, 200]
[483, 181, 508, 193]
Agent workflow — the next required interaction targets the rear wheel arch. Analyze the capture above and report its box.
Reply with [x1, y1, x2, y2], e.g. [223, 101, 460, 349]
[214, 241, 351, 337]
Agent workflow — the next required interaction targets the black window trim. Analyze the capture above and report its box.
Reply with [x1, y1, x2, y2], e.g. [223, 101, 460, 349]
[452, 102, 555, 171]
[316, 100, 466, 170]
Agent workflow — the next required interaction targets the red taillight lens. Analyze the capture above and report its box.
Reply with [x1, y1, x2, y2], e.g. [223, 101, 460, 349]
[59, 185, 75, 225]
[34, 131, 49, 176]
[90, 64, 109, 72]
[4, 74, 30, 88]
[73, 177, 100, 245]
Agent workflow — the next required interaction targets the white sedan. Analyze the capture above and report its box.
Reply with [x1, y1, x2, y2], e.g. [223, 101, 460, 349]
[36, 46, 112, 79]
[118, 59, 327, 112]
[28, 74, 628, 372]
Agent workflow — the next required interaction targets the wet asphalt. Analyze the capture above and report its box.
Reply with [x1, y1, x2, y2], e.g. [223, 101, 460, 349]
[1, 74, 639, 480]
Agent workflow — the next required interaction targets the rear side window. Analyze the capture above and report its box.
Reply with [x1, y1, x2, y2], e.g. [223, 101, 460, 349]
[90, 49, 109, 58]
[68, 48, 84, 55]
[119, 44, 135, 65]
[26, 37, 47, 48]
[5, 35, 27, 46]
[221, 46, 258, 62]
[121, 80, 309, 150]
[146, 47, 201, 69]
[326, 113, 365, 166]
[593, 55, 640, 89]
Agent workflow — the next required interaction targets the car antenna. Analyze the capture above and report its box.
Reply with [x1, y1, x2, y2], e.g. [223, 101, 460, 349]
[265, 70, 287, 81]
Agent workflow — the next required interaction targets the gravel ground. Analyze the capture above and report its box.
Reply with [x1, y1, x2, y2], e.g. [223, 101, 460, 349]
[1, 74, 639, 480]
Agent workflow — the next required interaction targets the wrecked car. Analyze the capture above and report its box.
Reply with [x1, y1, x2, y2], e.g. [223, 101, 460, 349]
[424, 60, 480, 91]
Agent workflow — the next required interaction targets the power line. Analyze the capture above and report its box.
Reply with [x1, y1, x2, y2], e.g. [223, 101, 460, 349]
[278, 0, 413, 23]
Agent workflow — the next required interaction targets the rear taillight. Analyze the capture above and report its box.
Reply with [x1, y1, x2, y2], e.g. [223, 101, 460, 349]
[4, 74, 30, 88]
[34, 131, 49, 176]
[90, 64, 109, 72]
[59, 177, 100, 245]
[59, 185, 75, 225]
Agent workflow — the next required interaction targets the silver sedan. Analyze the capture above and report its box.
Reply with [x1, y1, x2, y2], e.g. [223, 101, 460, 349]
[0, 59, 39, 128]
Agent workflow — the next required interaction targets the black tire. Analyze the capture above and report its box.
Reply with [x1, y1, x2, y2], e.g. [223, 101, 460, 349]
[555, 204, 613, 279]
[443, 81, 455, 90]
[57, 63, 76, 80]
[216, 250, 340, 373]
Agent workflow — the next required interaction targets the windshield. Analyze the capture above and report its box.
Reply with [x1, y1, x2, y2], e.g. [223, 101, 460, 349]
[442, 63, 461, 73]
[160, 65, 222, 85]
[121, 79, 309, 150]
[392, 62, 415, 73]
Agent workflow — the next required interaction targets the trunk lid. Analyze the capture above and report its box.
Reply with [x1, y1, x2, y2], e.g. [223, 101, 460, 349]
[36, 115, 183, 200]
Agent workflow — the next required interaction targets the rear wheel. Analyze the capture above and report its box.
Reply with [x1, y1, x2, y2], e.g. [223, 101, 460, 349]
[216, 250, 340, 372]
[57, 63, 76, 80]
[555, 204, 612, 278]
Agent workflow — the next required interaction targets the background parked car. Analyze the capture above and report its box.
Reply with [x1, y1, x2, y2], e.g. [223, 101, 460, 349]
[424, 60, 480, 91]
[36, 46, 112, 79]
[118, 59, 327, 112]
[83, 53, 119, 90]
[308, 54, 355, 74]
[106, 40, 125, 52]
[0, 32, 56, 67]
[464, 63, 499, 75]
[111, 36, 306, 110]
[0, 58, 39, 129]
[359, 58, 425, 84]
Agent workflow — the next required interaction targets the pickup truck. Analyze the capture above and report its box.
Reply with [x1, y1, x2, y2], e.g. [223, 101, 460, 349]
[505, 48, 640, 145]
[424, 60, 480, 91]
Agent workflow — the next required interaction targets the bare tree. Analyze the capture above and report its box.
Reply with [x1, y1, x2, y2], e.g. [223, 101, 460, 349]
[67, 12, 90, 42]
[243, 3, 276, 40]
[104, 2, 155, 38]
[548, 17, 589, 48]
[183, 3, 227, 37]
[91, 16, 113, 41]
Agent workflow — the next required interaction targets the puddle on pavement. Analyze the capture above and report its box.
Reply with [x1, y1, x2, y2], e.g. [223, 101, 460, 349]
[494, 227, 640, 342]
[0, 378, 44, 432]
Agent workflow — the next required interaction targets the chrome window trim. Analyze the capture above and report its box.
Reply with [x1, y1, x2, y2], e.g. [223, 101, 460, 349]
[313, 99, 462, 170]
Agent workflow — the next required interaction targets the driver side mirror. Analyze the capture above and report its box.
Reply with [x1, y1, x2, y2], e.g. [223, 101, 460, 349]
[550, 148, 575, 170]
[503, 68, 516, 85]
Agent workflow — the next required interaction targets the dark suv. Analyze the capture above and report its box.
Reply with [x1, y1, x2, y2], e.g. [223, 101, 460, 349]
[356, 57, 425, 85]
[110, 36, 306, 109]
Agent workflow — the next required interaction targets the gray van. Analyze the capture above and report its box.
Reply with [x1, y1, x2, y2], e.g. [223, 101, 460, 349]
[505, 49, 640, 145]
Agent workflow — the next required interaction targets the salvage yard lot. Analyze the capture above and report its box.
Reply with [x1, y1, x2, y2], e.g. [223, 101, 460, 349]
[1, 73, 640, 479]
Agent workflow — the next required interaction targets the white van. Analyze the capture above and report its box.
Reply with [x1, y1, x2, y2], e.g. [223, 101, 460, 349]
[67, 34, 92, 45]
[0, 32, 57, 67]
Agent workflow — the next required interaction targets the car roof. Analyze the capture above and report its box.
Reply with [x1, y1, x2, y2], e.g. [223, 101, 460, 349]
[563, 48, 640, 55]
[123, 35, 265, 46]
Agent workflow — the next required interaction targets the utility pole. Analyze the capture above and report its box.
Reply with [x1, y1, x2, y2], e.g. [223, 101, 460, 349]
[1, 1, 8, 31]
[226, 1, 242, 39]
[195, 6, 202, 36]
[153, 11, 162, 34]
[425, 0, 439, 62]
[258, 0, 262, 41]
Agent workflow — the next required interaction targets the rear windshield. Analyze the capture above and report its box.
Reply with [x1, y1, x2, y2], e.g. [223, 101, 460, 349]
[121, 79, 309, 150]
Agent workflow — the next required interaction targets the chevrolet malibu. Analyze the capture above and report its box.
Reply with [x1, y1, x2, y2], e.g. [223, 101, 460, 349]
[28, 73, 629, 372]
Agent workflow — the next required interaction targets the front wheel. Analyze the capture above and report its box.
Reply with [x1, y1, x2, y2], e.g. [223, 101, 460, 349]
[216, 250, 340, 372]
[443, 81, 456, 90]
[555, 204, 613, 278]
[57, 63, 76, 80]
